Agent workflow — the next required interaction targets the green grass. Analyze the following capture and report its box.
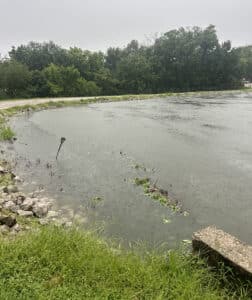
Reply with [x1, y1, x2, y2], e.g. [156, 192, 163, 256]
[0, 115, 15, 141]
[0, 226, 250, 300]
[0, 160, 13, 186]
[0, 126, 15, 141]
[0, 172, 13, 186]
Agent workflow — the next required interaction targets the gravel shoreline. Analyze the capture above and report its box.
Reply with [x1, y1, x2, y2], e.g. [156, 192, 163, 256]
[0, 159, 76, 235]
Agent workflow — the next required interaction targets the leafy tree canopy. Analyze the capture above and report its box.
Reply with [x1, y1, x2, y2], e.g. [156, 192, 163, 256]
[0, 25, 248, 99]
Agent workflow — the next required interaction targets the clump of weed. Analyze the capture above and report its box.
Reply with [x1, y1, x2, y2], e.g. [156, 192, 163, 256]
[0, 160, 14, 187]
[91, 196, 103, 203]
[0, 126, 15, 141]
[134, 177, 150, 186]
[0, 116, 5, 125]
[134, 163, 147, 171]
[88, 196, 104, 208]
[134, 177, 188, 215]
[0, 173, 13, 187]
[0, 113, 15, 141]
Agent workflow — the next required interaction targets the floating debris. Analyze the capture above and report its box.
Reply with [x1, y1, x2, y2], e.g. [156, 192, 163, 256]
[46, 163, 52, 169]
[89, 196, 104, 209]
[163, 218, 172, 224]
[134, 177, 189, 215]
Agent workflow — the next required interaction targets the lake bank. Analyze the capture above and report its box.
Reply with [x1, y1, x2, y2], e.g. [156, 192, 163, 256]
[0, 90, 252, 298]
[5, 91, 252, 246]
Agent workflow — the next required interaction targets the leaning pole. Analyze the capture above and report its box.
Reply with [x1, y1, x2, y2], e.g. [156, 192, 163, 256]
[56, 137, 66, 160]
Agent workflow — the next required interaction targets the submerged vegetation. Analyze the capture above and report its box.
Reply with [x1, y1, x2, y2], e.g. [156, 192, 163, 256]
[134, 177, 188, 215]
[1, 25, 251, 100]
[0, 226, 251, 299]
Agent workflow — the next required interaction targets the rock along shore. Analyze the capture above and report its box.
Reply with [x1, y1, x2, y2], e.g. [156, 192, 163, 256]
[0, 160, 74, 235]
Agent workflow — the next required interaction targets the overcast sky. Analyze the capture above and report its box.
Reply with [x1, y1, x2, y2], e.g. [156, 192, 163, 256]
[0, 0, 252, 55]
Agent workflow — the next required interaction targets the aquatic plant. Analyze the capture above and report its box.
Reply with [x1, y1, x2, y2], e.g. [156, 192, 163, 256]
[0, 126, 15, 141]
[134, 177, 150, 186]
[88, 196, 104, 209]
[134, 177, 188, 215]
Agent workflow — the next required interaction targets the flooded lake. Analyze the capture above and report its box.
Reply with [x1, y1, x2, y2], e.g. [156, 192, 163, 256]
[8, 93, 252, 246]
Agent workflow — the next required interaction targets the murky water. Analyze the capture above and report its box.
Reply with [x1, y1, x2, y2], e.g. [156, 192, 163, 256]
[7, 93, 252, 246]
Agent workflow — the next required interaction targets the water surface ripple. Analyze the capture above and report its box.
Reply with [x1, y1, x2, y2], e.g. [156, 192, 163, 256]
[9, 93, 252, 246]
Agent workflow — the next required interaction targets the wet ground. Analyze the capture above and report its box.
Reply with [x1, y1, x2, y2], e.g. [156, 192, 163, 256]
[5, 93, 252, 246]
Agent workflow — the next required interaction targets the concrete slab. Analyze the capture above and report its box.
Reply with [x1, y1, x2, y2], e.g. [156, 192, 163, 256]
[192, 226, 252, 276]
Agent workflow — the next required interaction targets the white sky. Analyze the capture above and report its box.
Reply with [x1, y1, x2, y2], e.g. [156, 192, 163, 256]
[0, 0, 251, 55]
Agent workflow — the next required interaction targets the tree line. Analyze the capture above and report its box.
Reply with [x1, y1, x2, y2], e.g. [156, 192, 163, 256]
[0, 25, 251, 99]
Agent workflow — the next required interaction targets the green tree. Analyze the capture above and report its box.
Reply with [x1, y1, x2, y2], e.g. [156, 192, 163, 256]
[1, 25, 244, 98]
[117, 53, 157, 93]
[0, 60, 31, 97]
[9, 41, 68, 70]
[67, 48, 105, 81]
[28, 70, 49, 97]
[43, 64, 100, 97]
[93, 68, 120, 95]
[106, 47, 122, 73]
[152, 25, 241, 91]
[237, 46, 252, 81]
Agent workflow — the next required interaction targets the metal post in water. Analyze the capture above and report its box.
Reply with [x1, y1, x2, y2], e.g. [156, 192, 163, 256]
[56, 137, 66, 160]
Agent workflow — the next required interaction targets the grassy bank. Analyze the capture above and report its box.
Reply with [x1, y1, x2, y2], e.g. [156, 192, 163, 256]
[0, 226, 250, 299]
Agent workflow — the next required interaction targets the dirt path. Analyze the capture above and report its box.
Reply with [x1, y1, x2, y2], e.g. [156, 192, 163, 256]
[0, 96, 94, 110]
